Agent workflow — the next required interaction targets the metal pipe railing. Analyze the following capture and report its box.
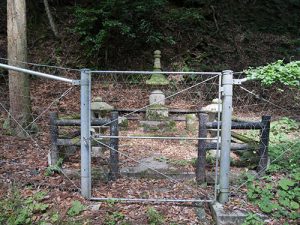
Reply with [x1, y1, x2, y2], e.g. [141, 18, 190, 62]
[0, 63, 79, 85]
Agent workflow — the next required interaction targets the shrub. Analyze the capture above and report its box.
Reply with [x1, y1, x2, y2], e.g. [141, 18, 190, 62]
[245, 60, 300, 88]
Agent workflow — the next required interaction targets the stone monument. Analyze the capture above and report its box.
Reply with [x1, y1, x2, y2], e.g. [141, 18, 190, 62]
[146, 50, 169, 85]
[141, 51, 175, 132]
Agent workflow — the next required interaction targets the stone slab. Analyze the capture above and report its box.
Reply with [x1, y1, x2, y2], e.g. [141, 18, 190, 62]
[209, 202, 267, 225]
[210, 202, 247, 225]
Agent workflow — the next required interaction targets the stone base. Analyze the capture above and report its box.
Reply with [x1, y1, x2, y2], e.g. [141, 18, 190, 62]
[209, 202, 267, 225]
[140, 120, 176, 132]
[146, 105, 169, 120]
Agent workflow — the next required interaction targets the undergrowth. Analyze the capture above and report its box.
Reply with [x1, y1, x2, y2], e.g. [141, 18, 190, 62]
[241, 117, 300, 223]
[0, 187, 86, 225]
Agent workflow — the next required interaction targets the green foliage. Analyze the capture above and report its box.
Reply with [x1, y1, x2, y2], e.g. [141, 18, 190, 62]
[146, 207, 165, 225]
[242, 213, 265, 225]
[0, 188, 53, 225]
[73, 0, 170, 57]
[167, 7, 205, 27]
[67, 200, 86, 216]
[245, 60, 300, 88]
[104, 211, 126, 225]
[246, 173, 300, 221]
[44, 158, 63, 176]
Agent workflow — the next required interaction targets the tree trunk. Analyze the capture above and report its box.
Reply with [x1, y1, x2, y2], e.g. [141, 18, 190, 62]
[43, 0, 59, 38]
[7, 0, 32, 137]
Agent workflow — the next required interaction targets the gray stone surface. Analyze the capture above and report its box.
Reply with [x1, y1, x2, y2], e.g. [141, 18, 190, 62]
[91, 146, 104, 158]
[186, 113, 197, 131]
[91, 97, 114, 118]
[210, 202, 247, 225]
[210, 202, 267, 225]
[146, 106, 169, 120]
[149, 90, 166, 105]
[140, 120, 175, 132]
[121, 156, 169, 174]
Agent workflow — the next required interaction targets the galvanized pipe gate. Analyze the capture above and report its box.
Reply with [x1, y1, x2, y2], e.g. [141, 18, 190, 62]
[0, 63, 235, 204]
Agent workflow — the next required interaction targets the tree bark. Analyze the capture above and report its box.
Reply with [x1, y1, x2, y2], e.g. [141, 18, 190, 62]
[7, 0, 32, 137]
[43, 0, 59, 38]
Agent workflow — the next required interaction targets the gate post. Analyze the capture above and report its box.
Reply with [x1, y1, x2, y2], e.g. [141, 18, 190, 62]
[218, 70, 233, 204]
[80, 69, 91, 199]
[109, 110, 120, 180]
[257, 115, 271, 174]
[196, 113, 208, 183]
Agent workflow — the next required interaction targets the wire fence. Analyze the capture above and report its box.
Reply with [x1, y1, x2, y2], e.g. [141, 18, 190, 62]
[0, 59, 299, 206]
[87, 71, 221, 203]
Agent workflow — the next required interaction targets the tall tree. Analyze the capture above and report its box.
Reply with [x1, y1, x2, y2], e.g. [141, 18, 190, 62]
[7, 0, 32, 137]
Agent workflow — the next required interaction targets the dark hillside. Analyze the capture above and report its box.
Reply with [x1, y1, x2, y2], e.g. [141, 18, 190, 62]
[0, 0, 299, 71]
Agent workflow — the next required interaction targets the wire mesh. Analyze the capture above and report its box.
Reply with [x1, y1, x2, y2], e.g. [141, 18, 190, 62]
[0, 62, 81, 193]
[88, 71, 222, 203]
[228, 78, 300, 208]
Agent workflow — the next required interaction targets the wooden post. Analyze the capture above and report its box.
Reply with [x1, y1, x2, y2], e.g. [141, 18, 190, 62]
[257, 115, 271, 174]
[49, 112, 59, 165]
[196, 113, 208, 183]
[109, 111, 120, 180]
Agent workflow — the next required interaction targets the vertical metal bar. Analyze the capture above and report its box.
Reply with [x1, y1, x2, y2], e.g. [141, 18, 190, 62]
[257, 115, 271, 174]
[218, 70, 233, 204]
[213, 73, 222, 201]
[196, 113, 208, 183]
[109, 111, 120, 180]
[49, 112, 58, 165]
[80, 69, 91, 199]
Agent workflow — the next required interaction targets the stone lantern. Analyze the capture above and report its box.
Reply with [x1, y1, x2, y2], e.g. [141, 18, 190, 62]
[90, 97, 114, 157]
[146, 50, 169, 86]
[202, 98, 223, 157]
[202, 98, 222, 121]
[91, 97, 114, 119]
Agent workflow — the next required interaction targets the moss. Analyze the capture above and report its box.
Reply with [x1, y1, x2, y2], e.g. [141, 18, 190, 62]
[71, 137, 80, 145]
[146, 74, 169, 85]
[146, 105, 169, 120]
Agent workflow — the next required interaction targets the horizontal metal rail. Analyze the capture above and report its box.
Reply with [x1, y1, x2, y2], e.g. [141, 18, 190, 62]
[90, 70, 221, 75]
[55, 119, 111, 126]
[94, 135, 218, 140]
[90, 197, 214, 203]
[206, 121, 263, 130]
[0, 63, 79, 85]
[117, 108, 207, 114]
[205, 142, 257, 150]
